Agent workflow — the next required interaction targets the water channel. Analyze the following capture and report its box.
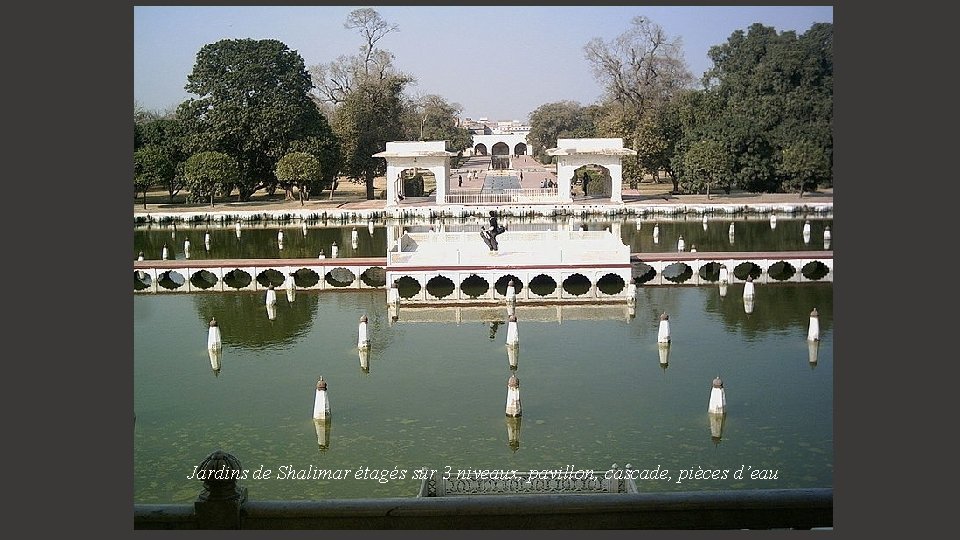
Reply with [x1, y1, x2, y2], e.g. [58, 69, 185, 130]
[133, 214, 833, 503]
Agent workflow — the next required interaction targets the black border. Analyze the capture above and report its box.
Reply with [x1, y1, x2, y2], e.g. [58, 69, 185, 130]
[21, 1, 933, 537]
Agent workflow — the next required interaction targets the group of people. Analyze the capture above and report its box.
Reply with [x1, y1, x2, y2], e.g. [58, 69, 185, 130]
[540, 178, 557, 188]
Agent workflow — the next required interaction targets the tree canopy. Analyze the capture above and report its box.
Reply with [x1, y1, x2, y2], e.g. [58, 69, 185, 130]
[177, 38, 335, 201]
[527, 101, 597, 163]
[183, 151, 239, 206]
[333, 77, 409, 199]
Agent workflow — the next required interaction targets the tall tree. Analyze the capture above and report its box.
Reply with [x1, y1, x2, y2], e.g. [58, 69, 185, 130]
[177, 38, 330, 201]
[584, 16, 694, 186]
[333, 77, 409, 199]
[584, 16, 695, 115]
[310, 8, 403, 105]
[703, 22, 833, 192]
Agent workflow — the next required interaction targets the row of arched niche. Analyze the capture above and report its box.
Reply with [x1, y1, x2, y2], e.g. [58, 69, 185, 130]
[134, 259, 829, 295]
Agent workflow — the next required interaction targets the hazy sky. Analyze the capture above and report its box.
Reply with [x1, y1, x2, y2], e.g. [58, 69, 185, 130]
[134, 5, 833, 123]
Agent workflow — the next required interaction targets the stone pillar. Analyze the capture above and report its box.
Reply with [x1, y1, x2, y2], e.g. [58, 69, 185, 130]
[708, 376, 726, 414]
[194, 450, 247, 529]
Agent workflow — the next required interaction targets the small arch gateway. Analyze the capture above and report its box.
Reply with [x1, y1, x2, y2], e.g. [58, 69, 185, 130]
[375, 138, 635, 207]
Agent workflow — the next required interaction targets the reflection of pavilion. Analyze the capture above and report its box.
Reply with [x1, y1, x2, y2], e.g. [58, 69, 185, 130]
[388, 302, 635, 324]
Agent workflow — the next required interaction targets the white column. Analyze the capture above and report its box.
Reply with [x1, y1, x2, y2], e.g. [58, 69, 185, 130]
[708, 376, 726, 414]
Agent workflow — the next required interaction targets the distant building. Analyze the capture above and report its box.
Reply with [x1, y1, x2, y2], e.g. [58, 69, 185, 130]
[461, 116, 532, 156]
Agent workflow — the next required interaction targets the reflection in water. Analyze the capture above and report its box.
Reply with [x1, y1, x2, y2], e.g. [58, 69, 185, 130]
[505, 374, 521, 417]
[137, 216, 833, 263]
[266, 303, 277, 320]
[314, 419, 331, 451]
[709, 412, 726, 445]
[488, 320, 503, 340]
[744, 295, 755, 314]
[507, 345, 518, 371]
[134, 284, 832, 502]
[658, 342, 670, 370]
[208, 347, 222, 376]
[506, 416, 521, 452]
[808, 339, 820, 367]
[359, 347, 370, 373]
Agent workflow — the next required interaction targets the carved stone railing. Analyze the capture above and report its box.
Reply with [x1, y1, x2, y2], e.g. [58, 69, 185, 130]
[417, 464, 639, 497]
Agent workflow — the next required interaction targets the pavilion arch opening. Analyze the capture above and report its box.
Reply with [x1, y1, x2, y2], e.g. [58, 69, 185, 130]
[191, 269, 218, 290]
[134, 271, 152, 291]
[474, 143, 488, 156]
[396, 275, 421, 299]
[768, 261, 797, 281]
[360, 267, 387, 287]
[397, 167, 434, 198]
[461, 274, 490, 298]
[495, 275, 523, 296]
[802, 261, 830, 281]
[256, 269, 285, 288]
[633, 263, 656, 284]
[325, 267, 356, 288]
[572, 164, 613, 197]
[513, 143, 527, 156]
[426, 275, 456, 299]
[734, 262, 762, 281]
[663, 263, 693, 284]
[293, 268, 320, 288]
[528, 274, 557, 297]
[223, 269, 252, 290]
[597, 273, 626, 295]
[698, 262, 722, 282]
[563, 273, 591, 296]
[491, 142, 510, 156]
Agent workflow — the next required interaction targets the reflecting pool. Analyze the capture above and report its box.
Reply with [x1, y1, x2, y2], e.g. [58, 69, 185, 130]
[134, 215, 833, 261]
[134, 282, 833, 503]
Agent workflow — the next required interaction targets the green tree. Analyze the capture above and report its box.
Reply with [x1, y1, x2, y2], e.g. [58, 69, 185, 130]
[405, 94, 473, 165]
[333, 77, 409, 199]
[275, 152, 320, 205]
[527, 101, 597, 163]
[134, 116, 188, 202]
[177, 38, 329, 201]
[703, 22, 833, 192]
[134, 145, 175, 208]
[780, 139, 830, 197]
[183, 151, 238, 206]
[681, 139, 733, 198]
[584, 16, 693, 187]
[289, 131, 342, 198]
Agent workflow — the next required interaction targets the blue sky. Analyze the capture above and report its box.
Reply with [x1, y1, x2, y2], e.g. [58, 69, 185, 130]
[134, 5, 833, 123]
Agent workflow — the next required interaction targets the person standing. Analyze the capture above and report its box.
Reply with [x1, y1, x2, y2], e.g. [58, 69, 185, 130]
[458, 174, 463, 187]
[482, 210, 507, 252]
